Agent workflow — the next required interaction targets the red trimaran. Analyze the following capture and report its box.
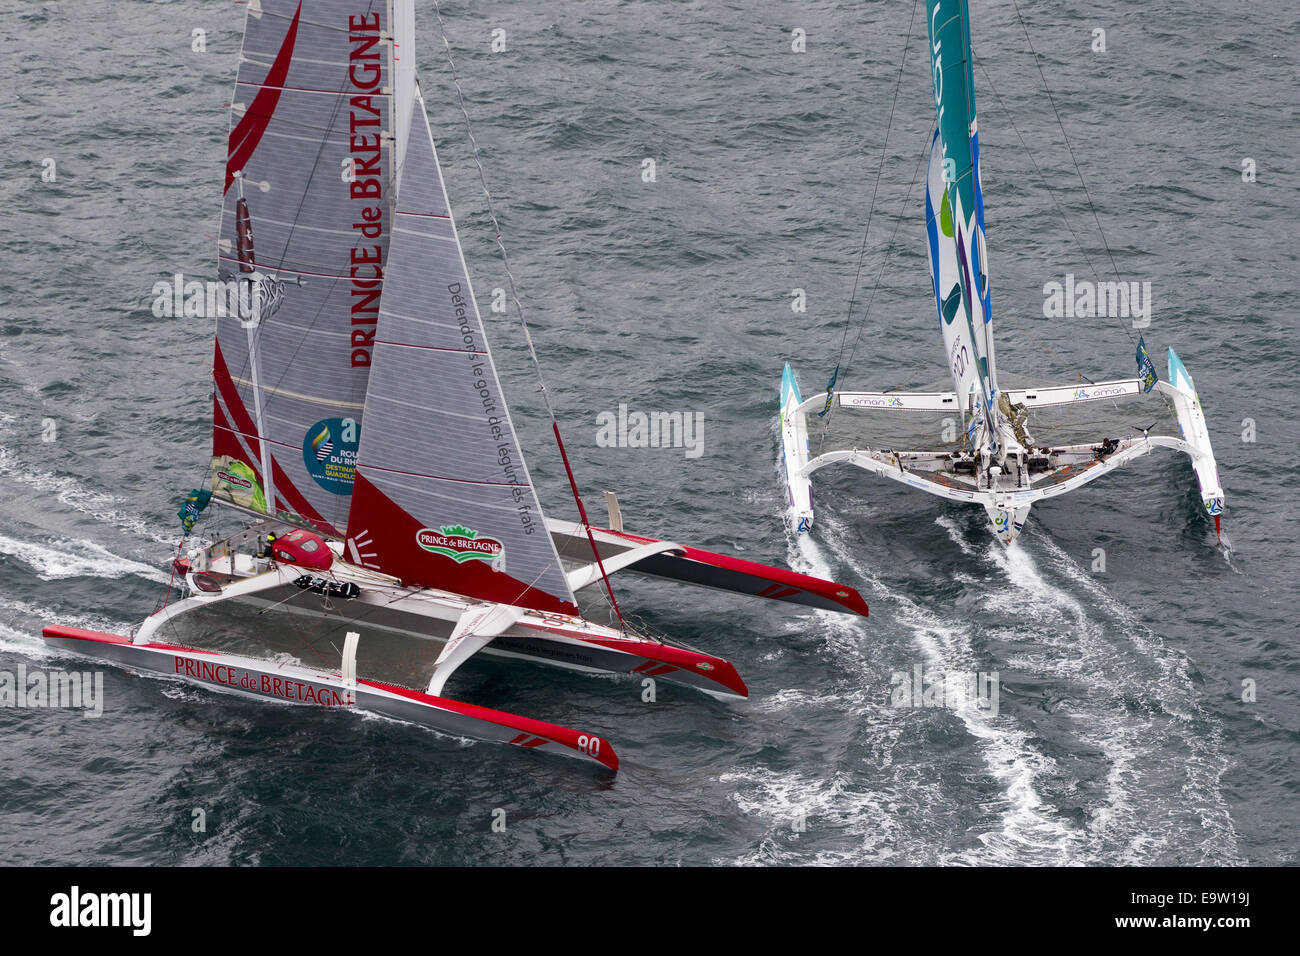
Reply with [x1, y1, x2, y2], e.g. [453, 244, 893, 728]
[44, 0, 867, 770]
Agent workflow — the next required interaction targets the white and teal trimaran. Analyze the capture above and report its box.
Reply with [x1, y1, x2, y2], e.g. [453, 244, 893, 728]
[780, 0, 1224, 545]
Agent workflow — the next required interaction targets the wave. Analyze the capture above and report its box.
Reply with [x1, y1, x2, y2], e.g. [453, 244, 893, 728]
[0, 533, 169, 584]
[0, 427, 177, 547]
[814, 512, 1087, 863]
[725, 467, 1237, 863]
[0, 595, 134, 661]
[720, 496, 1085, 864]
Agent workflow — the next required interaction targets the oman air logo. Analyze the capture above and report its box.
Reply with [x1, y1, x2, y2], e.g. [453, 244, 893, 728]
[416, 525, 506, 571]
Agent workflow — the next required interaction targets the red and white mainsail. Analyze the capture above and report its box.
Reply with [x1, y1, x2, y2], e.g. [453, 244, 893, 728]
[209, 0, 575, 613]
[210, 0, 392, 536]
[345, 89, 578, 614]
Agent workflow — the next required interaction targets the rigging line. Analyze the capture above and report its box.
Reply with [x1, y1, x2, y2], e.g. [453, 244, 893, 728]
[216, 4, 377, 530]
[429, 0, 625, 631]
[1008, 0, 1130, 333]
[974, 62, 1105, 291]
[244, 65, 358, 414]
[215, 65, 360, 529]
[1003, 3, 1175, 418]
[828, 0, 921, 374]
[223, 5, 405, 473]
[818, 126, 932, 455]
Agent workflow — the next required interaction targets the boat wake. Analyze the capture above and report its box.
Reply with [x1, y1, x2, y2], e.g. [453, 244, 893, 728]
[966, 520, 1239, 863]
[811, 513, 1084, 864]
[0, 594, 133, 661]
[0, 423, 178, 547]
[723, 495, 1237, 864]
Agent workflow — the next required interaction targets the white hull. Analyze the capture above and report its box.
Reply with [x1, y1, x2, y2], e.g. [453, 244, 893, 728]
[146, 553, 750, 700]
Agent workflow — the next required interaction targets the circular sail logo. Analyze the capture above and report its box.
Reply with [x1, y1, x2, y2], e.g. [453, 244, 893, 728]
[416, 525, 505, 571]
[302, 418, 359, 495]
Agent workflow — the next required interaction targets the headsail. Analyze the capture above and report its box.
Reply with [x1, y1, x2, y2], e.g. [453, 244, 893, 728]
[924, 0, 997, 438]
[211, 0, 392, 536]
[344, 90, 579, 615]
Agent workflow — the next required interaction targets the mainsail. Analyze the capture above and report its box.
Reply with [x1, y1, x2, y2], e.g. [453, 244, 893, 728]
[344, 89, 579, 615]
[923, 0, 997, 437]
[211, 0, 392, 536]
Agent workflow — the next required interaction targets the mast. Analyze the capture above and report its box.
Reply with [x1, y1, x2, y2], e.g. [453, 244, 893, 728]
[232, 174, 276, 515]
[390, 0, 414, 180]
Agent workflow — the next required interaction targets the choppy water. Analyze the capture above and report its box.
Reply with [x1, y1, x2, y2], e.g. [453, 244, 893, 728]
[1, 0, 1296, 865]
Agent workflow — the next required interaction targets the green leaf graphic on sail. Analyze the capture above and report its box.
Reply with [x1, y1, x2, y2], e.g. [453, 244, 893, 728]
[941, 284, 962, 324]
[210, 456, 266, 513]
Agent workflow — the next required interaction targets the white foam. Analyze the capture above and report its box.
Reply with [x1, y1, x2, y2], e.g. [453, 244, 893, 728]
[784, 511, 1087, 863]
[735, 495, 1236, 863]
[0, 594, 133, 637]
[0, 621, 61, 660]
[721, 766, 905, 864]
[0, 533, 169, 583]
[988, 528, 1239, 861]
[0, 595, 135, 664]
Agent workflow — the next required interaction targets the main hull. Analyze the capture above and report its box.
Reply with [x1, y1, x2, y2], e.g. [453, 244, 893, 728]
[42, 625, 618, 771]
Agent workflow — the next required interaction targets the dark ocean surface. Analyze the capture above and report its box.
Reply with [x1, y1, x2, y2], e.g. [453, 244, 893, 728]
[1, 0, 1296, 864]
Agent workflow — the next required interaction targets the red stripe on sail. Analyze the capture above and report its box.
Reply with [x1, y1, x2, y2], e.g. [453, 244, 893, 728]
[225, 2, 303, 194]
[213, 341, 258, 438]
[212, 396, 263, 488]
[211, 341, 338, 536]
[346, 471, 579, 616]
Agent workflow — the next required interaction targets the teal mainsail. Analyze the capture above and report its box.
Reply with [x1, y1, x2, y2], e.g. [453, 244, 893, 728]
[924, 0, 998, 440]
